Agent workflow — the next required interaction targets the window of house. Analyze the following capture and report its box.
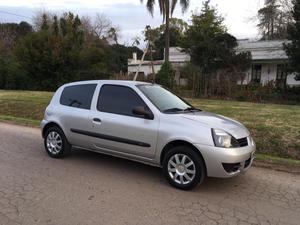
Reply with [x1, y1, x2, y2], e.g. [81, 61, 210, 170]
[97, 85, 150, 118]
[251, 64, 262, 84]
[276, 64, 287, 81]
[60, 84, 97, 110]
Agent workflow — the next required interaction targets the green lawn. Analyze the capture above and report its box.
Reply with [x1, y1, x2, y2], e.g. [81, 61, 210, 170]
[0, 90, 299, 161]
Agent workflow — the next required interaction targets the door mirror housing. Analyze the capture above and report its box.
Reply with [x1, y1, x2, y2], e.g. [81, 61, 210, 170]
[132, 106, 154, 120]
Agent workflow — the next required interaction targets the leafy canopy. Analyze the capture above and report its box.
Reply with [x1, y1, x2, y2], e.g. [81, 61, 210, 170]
[284, 0, 300, 79]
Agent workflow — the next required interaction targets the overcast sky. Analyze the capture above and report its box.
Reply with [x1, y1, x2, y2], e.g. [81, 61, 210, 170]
[0, 0, 264, 46]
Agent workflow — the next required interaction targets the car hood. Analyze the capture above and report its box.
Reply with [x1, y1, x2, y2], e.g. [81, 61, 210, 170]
[180, 111, 250, 139]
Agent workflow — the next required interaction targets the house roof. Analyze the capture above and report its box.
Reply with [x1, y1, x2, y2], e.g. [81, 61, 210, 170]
[236, 39, 290, 61]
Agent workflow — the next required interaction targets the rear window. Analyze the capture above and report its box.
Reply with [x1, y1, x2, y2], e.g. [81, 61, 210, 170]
[60, 84, 97, 109]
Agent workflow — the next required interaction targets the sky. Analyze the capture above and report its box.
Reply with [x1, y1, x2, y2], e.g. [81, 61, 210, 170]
[0, 0, 264, 46]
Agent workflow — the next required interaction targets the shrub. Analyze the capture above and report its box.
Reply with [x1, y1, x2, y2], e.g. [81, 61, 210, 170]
[156, 62, 174, 88]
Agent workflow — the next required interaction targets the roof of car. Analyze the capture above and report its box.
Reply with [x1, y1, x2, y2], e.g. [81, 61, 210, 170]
[63, 80, 152, 87]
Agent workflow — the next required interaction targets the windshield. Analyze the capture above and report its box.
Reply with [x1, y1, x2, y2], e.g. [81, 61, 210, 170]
[137, 84, 200, 113]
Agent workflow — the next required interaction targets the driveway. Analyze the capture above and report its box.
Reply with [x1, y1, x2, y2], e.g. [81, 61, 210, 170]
[0, 122, 299, 225]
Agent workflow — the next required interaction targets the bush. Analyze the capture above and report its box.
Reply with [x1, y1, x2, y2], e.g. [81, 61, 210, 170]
[156, 62, 174, 88]
[233, 84, 300, 104]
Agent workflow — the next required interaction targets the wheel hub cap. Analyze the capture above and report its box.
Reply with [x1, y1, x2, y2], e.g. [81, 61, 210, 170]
[176, 164, 186, 175]
[46, 131, 62, 155]
[168, 154, 196, 185]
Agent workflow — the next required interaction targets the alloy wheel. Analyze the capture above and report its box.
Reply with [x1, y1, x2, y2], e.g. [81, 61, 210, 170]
[167, 154, 196, 185]
[46, 131, 63, 155]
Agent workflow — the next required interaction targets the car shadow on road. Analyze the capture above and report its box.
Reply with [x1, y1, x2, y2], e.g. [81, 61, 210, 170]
[65, 148, 246, 192]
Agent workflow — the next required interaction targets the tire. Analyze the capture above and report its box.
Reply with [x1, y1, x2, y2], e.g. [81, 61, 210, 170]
[162, 146, 206, 190]
[44, 126, 71, 158]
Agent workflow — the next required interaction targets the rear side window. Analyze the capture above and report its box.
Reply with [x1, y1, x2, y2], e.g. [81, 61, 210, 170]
[60, 84, 97, 109]
[97, 85, 148, 117]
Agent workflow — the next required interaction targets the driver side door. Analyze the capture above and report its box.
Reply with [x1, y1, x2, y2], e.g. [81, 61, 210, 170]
[89, 84, 159, 159]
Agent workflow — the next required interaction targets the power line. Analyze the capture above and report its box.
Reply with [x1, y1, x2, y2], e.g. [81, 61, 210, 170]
[0, 10, 32, 20]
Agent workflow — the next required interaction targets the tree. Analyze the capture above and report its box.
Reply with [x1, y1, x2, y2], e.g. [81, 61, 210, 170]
[140, 0, 190, 62]
[183, 1, 251, 96]
[93, 13, 112, 39]
[0, 21, 33, 53]
[15, 12, 110, 90]
[156, 62, 174, 88]
[284, 0, 300, 80]
[131, 36, 141, 46]
[145, 18, 188, 59]
[107, 27, 120, 45]
[257, 0, 293, 40]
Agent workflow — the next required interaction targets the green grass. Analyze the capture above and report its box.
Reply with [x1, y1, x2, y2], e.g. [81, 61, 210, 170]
[255, 153, 300, 167]
[0, 90, 52, 127]
[0, 90, 299, 161]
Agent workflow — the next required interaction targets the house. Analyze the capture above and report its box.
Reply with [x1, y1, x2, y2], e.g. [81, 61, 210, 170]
[128, 40, 300, 87]
[127, 47, 190, 85]
[127, 52, 164, 76]
[236, 39, 300, 87]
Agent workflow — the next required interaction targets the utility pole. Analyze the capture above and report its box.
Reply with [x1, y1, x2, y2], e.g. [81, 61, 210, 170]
[133, 25, 156, 82]
[133, 42, 149, 81]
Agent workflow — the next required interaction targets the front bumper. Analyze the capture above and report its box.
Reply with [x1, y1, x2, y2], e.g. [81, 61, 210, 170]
[194, 142, 255, 178]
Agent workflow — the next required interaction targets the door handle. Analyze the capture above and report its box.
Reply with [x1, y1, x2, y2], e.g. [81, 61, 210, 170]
[92, 118, 102, 123]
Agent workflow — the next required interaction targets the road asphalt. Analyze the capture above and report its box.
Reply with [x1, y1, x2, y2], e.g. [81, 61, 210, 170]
[0, 122, 299, 225]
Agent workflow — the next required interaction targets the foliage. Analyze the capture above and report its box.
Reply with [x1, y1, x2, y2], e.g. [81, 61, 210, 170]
[182, 1, 252, 96]
[144, 18, 188, 60]
[284, 0, 300, 78]
[141, 0, 190, 61]
[0, 21, 33, 53]
[257, 0, 293, 40]
[156, 62, 174, 88]
[0, 54, 27, 90]
[0, 12, 143, 91]
[15, 12, 99, 90]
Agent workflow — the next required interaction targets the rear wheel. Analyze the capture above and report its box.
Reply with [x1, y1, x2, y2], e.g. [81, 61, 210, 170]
[44, 126, 71, 158]
[162, 146, 206, 190]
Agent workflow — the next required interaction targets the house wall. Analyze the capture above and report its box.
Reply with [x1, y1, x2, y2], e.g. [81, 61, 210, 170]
[128, 64, 162, 76]
[169, 47, 191, 62]
[287, 73, 300, 86]
[237, 63, 300, 87]
[261, 64, 277, 85]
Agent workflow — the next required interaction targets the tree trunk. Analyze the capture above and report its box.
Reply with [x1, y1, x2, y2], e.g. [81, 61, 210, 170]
[165, 0, 170, 62]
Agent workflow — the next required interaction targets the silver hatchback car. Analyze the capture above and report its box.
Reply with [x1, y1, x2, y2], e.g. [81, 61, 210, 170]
[41, 80, 255, 190]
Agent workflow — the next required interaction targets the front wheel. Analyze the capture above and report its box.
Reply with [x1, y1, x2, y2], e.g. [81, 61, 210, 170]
[44, 126, 71, 158]
[162, 146, 206, 190]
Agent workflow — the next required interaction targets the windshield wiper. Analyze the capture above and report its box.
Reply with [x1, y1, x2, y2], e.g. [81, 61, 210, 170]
[163, 108, 185, 113]
[184, 107, 201, 112]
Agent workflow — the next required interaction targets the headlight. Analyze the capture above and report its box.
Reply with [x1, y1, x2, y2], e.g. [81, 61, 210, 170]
[211, 129, 239, 148]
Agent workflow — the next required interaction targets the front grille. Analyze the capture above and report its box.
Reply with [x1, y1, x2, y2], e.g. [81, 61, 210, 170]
[237, 137, 248, 147]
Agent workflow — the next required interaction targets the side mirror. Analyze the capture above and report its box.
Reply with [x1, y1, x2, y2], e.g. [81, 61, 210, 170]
[132, 106, 154, 120]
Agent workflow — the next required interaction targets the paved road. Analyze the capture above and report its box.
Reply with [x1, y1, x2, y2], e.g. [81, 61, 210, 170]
[0, 122, 300, 225]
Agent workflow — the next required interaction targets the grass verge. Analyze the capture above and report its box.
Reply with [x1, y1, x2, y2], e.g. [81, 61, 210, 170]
[255, 153, 300, 167]
[0, 115, 40, 127]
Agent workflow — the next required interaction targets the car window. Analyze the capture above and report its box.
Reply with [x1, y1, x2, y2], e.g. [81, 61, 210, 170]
[97, 85, 149, 117]
[137, 84, 192, 112]
[60, 84, 97, 110]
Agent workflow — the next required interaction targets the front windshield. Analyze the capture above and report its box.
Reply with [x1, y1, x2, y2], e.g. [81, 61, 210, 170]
[137, 84, 199, 113]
